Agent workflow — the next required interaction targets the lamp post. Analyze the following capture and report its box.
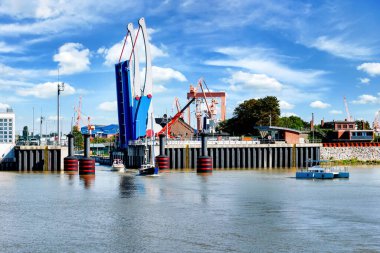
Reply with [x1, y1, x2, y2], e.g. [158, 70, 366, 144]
[57, 82, 65, 145]
[269, 114, 272, 127]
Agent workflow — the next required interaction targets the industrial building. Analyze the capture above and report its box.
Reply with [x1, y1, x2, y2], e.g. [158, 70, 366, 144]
[0, 108, 15, 159]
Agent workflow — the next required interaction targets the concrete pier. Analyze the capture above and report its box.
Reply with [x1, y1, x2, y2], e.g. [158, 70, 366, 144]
[125, 141, 322, 169]
[14, 145, 67, 171]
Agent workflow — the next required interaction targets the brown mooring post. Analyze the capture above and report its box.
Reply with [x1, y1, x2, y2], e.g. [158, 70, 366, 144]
[79, 133, 95, 175]
[64, 133, 78, 172]
[155, 134, 170, 170]
[197, 133, 212, 173]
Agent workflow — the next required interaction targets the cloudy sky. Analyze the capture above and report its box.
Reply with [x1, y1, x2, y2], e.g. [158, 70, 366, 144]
[0, 0, 379, 135]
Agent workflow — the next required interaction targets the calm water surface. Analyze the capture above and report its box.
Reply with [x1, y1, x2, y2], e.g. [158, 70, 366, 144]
[1, 167, 380, 253]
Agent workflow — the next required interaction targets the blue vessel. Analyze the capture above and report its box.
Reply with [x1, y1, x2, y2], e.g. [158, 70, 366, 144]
[296, 166, 334, 179]
[296, 160, 349, 179]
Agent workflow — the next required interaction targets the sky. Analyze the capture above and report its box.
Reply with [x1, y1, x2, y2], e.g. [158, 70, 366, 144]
[0, 0, 380, 135]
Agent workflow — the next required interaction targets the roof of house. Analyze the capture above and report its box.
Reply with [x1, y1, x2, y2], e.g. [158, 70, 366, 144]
[255, 126, 302, 134]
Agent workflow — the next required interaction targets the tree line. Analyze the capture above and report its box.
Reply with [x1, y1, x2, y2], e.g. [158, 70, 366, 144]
[218, 96, 309, 136]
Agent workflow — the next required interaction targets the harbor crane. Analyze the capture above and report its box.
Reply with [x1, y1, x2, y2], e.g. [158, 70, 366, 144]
[374, 110, 380, 132]
[187, 78, 226, 132]
[343, 96, 353, 121]
[157, 97, 195, 138]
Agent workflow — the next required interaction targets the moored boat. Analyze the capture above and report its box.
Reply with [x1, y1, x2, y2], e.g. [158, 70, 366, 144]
[111, 159, 125, 172]
[138, 113, 159, 176]
[296, 160, 349, 179]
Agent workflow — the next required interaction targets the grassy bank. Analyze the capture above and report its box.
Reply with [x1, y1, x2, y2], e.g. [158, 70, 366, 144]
[327, 158, 380, 165]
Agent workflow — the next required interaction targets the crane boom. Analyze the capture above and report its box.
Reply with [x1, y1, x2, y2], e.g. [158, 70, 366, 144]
[157, 97, 195, 138]
[343, 96, 352, 121]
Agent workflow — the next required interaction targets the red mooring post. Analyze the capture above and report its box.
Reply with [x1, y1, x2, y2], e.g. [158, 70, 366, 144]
[197, 133, 213, 173]
[64, 133, 78, 172]
[79, 134, 95, 175]
[155, 134, 170, 170]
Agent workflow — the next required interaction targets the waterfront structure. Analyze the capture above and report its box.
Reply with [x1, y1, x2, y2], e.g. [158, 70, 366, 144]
[124, 139, 321, 169]
[115, 18, 154, 149]
[255, 126, 304, 144]
[321, 120, 374, 142]
[0, 108, 15, 159]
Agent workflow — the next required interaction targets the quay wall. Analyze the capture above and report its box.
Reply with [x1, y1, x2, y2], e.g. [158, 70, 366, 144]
[10, 146, 68, 171]
[125, 143, 322, 169]
[321, 147, 380, 161]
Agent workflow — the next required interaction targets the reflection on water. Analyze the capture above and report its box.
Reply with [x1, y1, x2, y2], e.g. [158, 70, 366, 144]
[198, 172, 212, 204]
[1, 167, 380, 252]
[79, 175, 95, 189]
[119, 175, 137, 198]
[64, 171, 77, 185]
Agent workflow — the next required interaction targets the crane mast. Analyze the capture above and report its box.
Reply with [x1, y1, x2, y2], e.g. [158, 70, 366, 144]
[343, 96, 352, 121]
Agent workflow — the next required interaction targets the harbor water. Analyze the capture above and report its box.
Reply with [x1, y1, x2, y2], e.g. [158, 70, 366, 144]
[1, 167, 380, 252]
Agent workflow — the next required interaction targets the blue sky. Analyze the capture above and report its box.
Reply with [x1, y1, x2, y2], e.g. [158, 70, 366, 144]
[0, 0, 380, 135]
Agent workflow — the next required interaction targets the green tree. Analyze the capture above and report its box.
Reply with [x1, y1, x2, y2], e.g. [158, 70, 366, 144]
[218, 96, 280, 135]
[72, 126, 83, 150]
[355, 120, 371, 130]
[278, 116, 309, 130]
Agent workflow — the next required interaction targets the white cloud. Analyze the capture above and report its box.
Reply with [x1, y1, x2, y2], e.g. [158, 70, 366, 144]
[281, 112, 298, 117]
[311, 36, 373, 60]
[0, 103, 10, 110]
[98, 101, 117, 112]
[359, 78, 370, 84]
[329, 110, 342, 115]
[352, 94, 379, 104]
[226, 71, 283, 91]
[98, 35, 168, 66]
[0, 78, 34, 90]
[51, 43, 90, 75]
[152, 66, 187, 83]
[280, 100, 294, 110]
[310, 100, 330, 109]
[0, 1, 139, 37]
[0, 63, 48, 79]
[153, 84, 167, 93]
[357, 63, 380, 76]
[206, 47, 326, 87]
[0, 41, 21, 53]
[17, 81, 75, 98]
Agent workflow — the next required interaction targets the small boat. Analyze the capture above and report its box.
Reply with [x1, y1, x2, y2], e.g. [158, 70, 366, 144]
[296, 166, 334, 179]
[139, 113, 159, 176]
[111, 159, 125, 172]
[296, 160, 349, 179]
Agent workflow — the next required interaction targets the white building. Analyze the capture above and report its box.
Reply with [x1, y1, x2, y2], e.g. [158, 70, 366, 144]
[0, 108, 15, 159]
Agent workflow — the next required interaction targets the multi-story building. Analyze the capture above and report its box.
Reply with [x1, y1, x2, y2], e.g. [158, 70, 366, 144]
[0, 108, 15, 159]
[321, 120, 374, 142]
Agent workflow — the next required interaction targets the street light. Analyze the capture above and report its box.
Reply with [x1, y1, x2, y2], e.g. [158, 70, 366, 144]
[57, 82, 65, 145]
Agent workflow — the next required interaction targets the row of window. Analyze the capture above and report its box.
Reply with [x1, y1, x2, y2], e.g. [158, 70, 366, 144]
[0, 127, 13, 131]
[336, 124, 355, 129]
[0, 123, 13, 126]
[0, 139, 13, 143]
[0, 133, 12, 137]
[0, 119, 13, 122]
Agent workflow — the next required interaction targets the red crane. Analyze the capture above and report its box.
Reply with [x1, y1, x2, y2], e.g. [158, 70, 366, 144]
[157, 97, 195, 138]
